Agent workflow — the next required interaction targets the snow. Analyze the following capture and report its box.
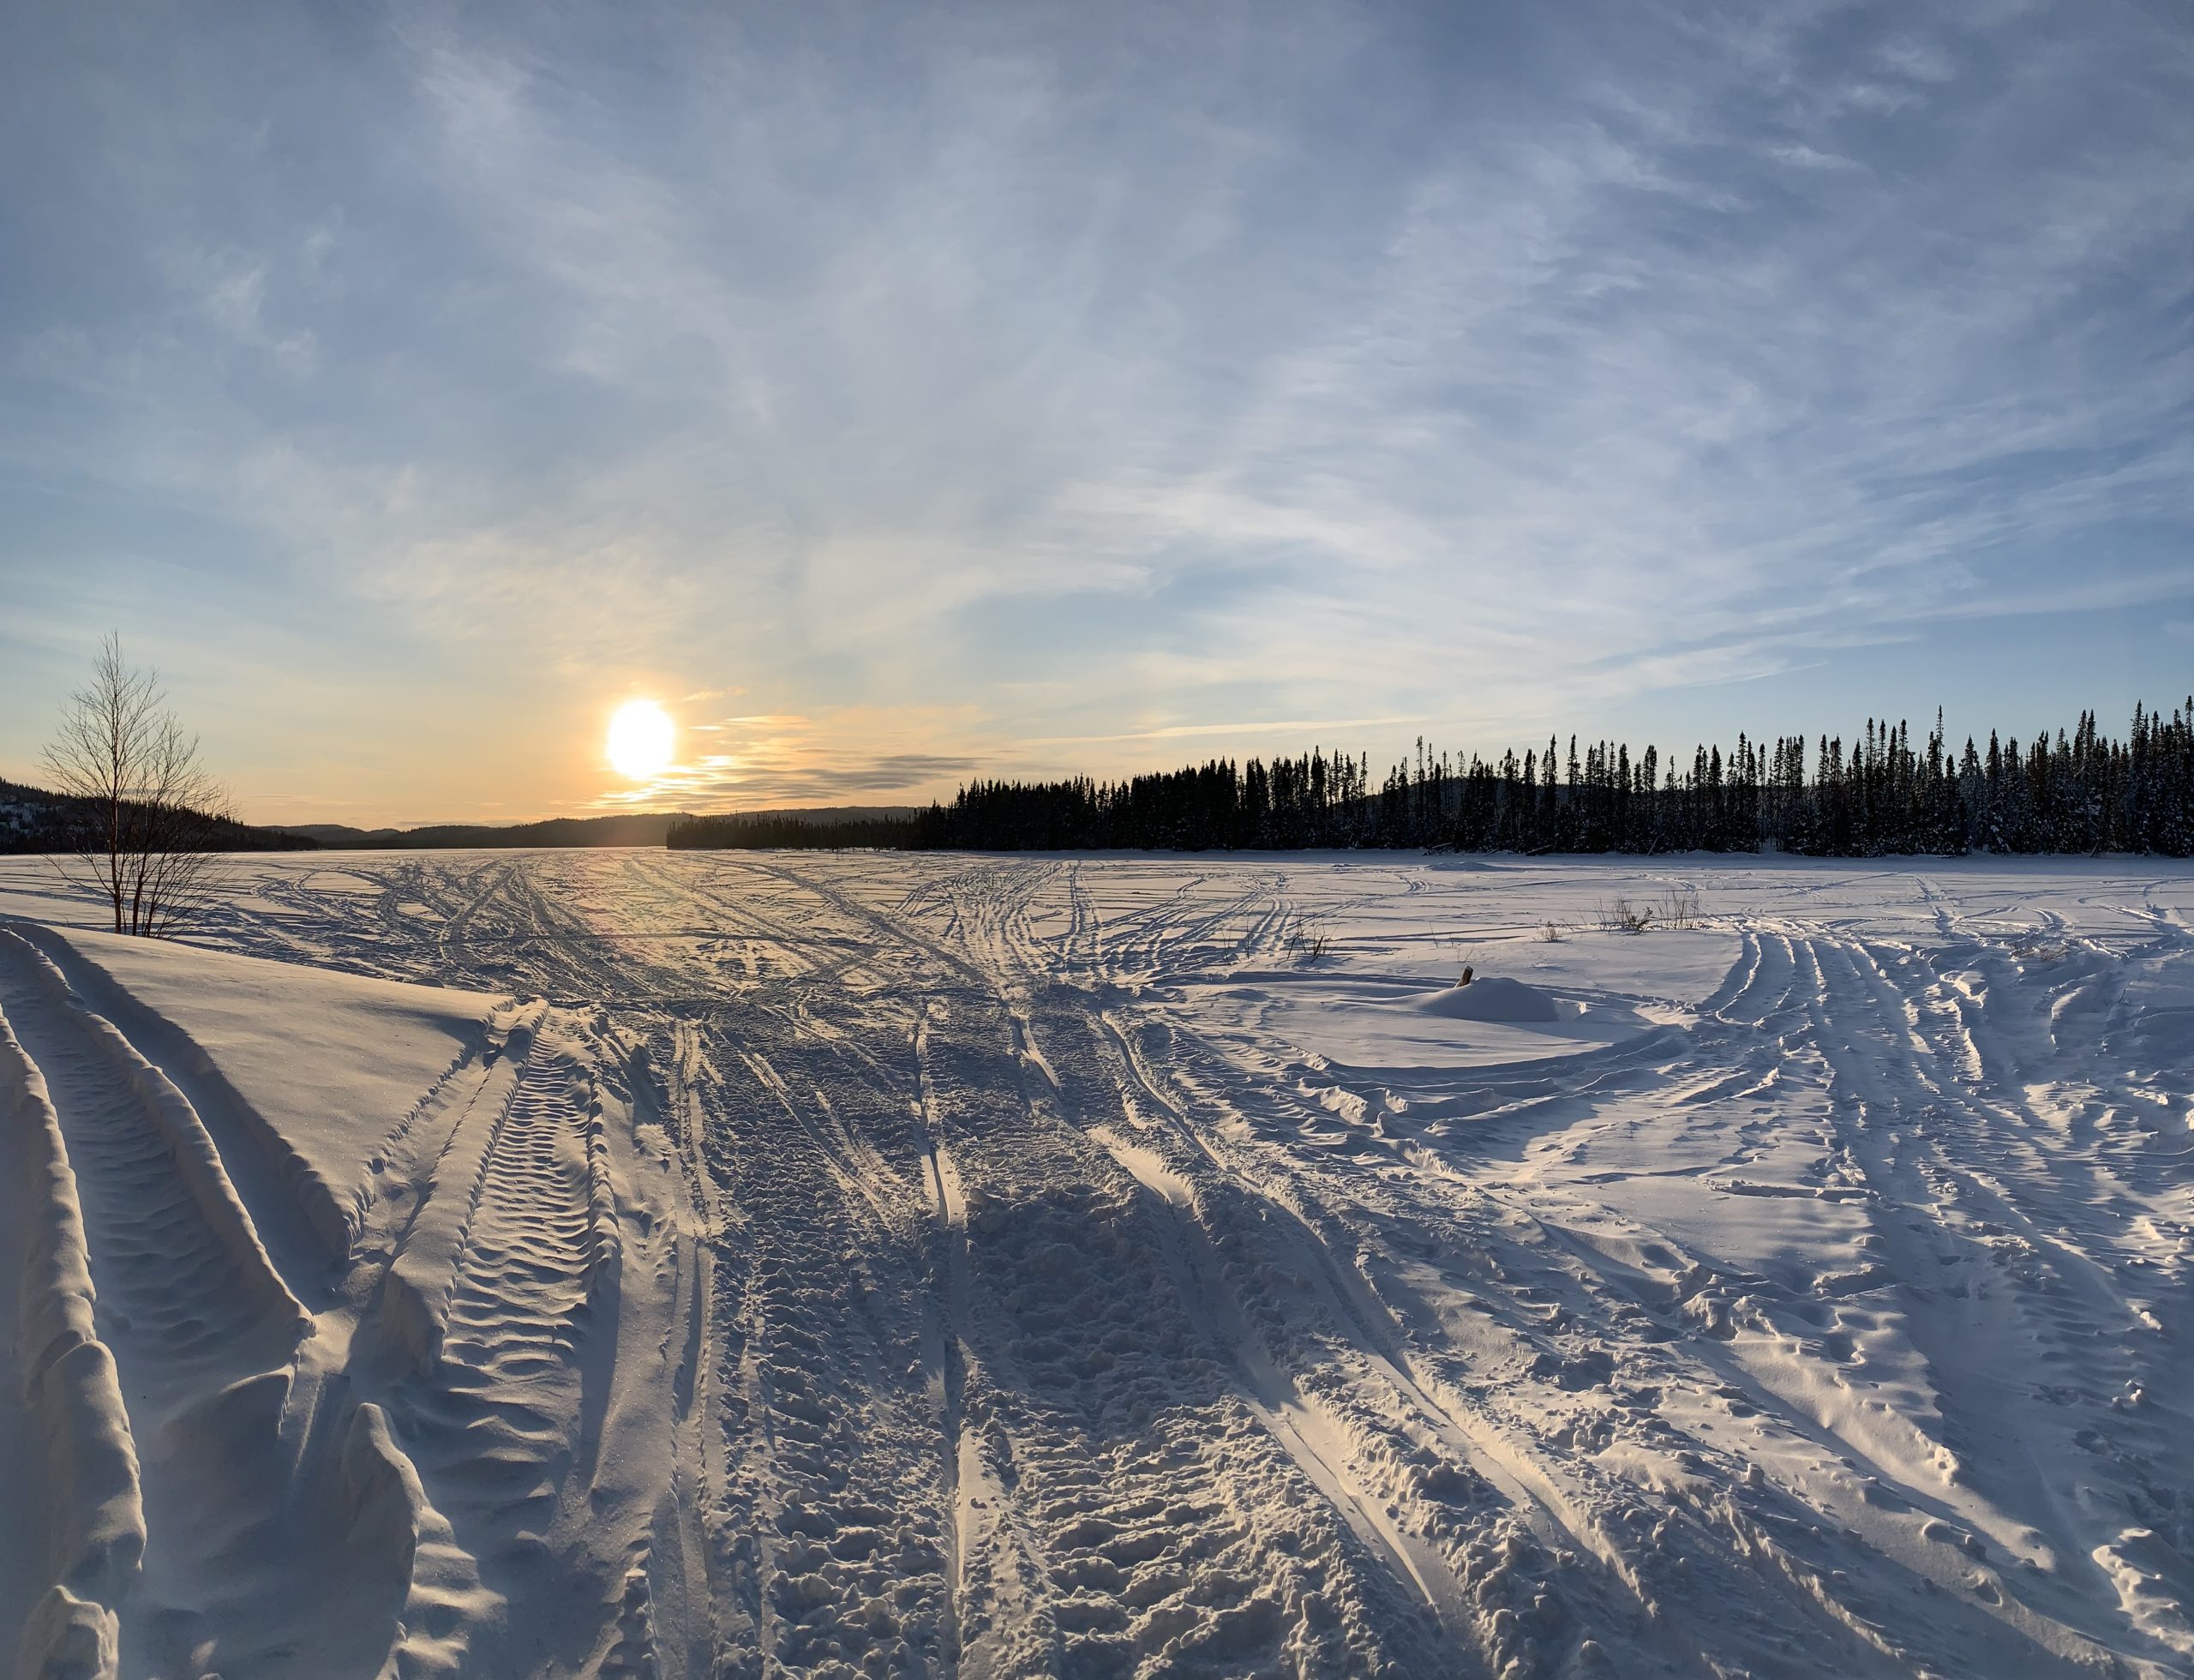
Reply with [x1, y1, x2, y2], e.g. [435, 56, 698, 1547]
[6, 921, 506, 1262]
[1407, 974, 1562, 1022]
[1, 849, 2191, 1678]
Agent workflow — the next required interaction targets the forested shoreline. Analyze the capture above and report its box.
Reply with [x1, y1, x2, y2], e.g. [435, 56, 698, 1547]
[669, 701, 2194, 857]
[0, 777, 315, 856]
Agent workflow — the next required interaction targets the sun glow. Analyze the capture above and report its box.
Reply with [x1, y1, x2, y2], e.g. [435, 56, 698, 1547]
[607, 699, 674, 780]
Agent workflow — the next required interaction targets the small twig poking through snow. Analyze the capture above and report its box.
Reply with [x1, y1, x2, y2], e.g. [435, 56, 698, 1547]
[1281, 912, 1334, 964]
[1597, 897, 1653, 934]
[1288, 916, 1332, 963]
[1659, 889, 1702, 930]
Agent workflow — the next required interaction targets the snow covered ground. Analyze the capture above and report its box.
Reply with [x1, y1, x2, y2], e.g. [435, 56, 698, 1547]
[2, 850, 2190, 1679]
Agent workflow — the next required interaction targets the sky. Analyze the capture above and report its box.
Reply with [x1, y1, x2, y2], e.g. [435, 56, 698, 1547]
[2, 0, 2189, 826]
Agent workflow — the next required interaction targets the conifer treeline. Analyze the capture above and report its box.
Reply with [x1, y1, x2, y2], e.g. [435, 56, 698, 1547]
[667, 700, 2194, 856]
[665, 812, 920, 850]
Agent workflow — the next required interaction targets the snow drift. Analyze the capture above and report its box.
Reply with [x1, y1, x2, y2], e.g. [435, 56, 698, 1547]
[1406, 974, 1561, 1022]
[0, 971, 142, 1680]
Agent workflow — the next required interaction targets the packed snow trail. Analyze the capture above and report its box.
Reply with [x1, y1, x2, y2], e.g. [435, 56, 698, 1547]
[1, 852, 2190, 1678]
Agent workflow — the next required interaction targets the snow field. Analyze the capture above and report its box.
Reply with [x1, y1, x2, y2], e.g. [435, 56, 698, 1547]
[0, 850, 2189, 1678]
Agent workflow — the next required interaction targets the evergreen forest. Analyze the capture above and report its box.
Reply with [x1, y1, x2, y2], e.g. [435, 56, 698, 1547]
[668, 701, 2194, 857]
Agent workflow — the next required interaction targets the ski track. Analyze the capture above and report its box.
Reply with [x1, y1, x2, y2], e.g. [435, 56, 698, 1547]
[1, 852, 2190, 1679]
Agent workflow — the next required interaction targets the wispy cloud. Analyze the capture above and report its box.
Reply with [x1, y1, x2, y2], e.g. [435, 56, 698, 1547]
[591, 705, 987, 810]
[0, 0, 2187, 819]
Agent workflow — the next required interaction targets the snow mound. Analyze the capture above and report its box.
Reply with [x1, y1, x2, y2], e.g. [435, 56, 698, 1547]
[17, 925, 504, 1264]
[1406, 975, 1560, 1023]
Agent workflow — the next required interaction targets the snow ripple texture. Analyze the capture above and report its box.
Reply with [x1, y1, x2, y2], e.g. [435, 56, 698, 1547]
[0, 851, 2190, 1680]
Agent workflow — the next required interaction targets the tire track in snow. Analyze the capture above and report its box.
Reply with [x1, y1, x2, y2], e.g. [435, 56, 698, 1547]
[0, 930, 413, 1679]
[1789, 932, 2179, 1667]
[912, 1004, 971, 1674]
[1079, 912, 2035, 1675]
[908, 867, 1504, 1673]
[1076, 998, 1669, 1673]
[69, 850, 2192, 1679]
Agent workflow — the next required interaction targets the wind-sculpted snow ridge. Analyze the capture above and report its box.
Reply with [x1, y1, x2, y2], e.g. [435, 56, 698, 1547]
[1, 852, 2191, 1679]
[0, 954, 143, 1680]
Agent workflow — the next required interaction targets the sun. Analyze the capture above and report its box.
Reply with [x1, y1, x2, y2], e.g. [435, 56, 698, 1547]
[607, 699, 674, 780]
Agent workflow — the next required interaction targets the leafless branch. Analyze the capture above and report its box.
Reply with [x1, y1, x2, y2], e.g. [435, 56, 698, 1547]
[39, 633, 232, 936]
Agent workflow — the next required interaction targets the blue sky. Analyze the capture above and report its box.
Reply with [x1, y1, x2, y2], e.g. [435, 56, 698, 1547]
[3, 0, 2188, 824]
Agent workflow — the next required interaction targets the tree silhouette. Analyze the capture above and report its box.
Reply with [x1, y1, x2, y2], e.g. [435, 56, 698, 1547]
[40, 634, 233, 936]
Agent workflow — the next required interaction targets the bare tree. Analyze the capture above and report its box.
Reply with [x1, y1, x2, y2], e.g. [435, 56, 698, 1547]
[39, 634, 232, 937]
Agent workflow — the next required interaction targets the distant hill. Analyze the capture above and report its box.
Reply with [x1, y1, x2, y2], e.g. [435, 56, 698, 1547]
[276, 813, 686, 849]
[273, 806, 920, 850]
[1, 777, 319, 855]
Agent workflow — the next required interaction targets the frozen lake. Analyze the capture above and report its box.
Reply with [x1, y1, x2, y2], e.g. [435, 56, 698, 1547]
[3, 850, 2190, 1678]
